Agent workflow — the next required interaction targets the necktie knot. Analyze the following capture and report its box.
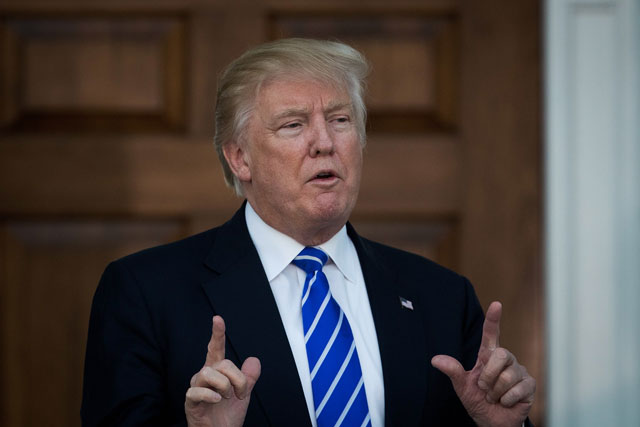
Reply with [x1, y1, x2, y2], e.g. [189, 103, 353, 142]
[293, 246, 328, 275]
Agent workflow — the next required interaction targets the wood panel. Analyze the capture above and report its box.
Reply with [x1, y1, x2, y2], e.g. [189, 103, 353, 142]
[0, 220, 184, 427]
[271, 11, 458, 132]
[357, 134, 460, 215]
[352, 219, 459, 271]
[0, 135, 459, 218]
[0, 14, 186, 131]
[459, 0, 543, 422]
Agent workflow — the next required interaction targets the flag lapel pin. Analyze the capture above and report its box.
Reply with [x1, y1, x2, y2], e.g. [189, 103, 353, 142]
[399, 296, 414, 310]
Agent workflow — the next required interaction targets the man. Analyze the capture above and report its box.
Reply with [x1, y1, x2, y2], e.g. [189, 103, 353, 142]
[82, 38, 535, 427]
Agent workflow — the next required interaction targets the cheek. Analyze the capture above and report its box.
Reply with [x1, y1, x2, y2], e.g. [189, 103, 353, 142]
[346, 145, 363, 177]
[269, 147, 306, 176]
[254, 151, 300, 191]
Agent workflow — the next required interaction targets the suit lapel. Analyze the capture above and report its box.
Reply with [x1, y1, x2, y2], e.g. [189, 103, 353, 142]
[200, 206, 311, 427]
[348, 224, 428, 427]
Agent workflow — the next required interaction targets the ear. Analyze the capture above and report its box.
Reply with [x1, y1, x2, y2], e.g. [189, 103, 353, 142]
[223, 141, 252, 183]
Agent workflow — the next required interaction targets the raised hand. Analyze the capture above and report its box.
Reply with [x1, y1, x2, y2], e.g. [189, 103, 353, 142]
[185, 316, 261, 427]
[431, 302, 535, 427]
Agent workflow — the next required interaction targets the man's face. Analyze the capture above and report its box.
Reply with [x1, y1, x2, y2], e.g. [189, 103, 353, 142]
[232, 77, 363, 244]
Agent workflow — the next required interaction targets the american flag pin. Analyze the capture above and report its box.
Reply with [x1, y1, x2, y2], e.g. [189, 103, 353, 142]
[400, 297, 414, 310]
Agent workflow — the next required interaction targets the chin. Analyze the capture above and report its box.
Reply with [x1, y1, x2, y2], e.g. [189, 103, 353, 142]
[309, 197, 354, 226]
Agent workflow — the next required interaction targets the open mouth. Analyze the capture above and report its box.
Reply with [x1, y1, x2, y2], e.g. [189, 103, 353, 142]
[315, 172, 335, 179]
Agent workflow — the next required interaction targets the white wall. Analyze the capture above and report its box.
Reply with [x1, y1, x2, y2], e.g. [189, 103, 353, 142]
[545, 0, 640, 425]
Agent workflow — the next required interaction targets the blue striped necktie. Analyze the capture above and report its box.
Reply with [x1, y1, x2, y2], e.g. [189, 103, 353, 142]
[293, 247, 371, 427]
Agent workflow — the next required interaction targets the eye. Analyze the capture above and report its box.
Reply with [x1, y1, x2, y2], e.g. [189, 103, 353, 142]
[331, 115, 351, 128]
[276, 121, 304, 137]
[281, 122, 302, 129]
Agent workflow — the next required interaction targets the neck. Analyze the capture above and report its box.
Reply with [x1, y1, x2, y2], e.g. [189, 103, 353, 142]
[265, 216, 343, 247]
[246, 200, 345, 247]
[294, 226, 342, 247]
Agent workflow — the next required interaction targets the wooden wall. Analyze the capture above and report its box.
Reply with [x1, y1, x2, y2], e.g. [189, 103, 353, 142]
[0, 0, 543, 425]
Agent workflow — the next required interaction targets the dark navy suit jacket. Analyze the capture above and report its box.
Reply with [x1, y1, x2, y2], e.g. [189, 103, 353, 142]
[81, 205, 485, 426]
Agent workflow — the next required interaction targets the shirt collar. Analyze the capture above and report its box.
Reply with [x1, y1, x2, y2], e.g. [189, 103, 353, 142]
[244, 202, 358, 282]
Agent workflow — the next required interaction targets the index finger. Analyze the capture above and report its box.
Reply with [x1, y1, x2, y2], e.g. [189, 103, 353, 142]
[479, 301, 502, 360]
[204, 315, 226, 366]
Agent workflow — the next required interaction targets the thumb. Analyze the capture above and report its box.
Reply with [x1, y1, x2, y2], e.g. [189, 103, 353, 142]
[240, 357, 261, 398]
[431, 355, 466, 387]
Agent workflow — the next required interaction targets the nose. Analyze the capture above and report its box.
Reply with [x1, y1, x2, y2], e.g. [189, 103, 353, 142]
[309, 119, 335, 157]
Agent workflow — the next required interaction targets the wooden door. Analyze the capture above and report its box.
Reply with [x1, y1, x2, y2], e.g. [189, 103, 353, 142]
[0, 0, 542, 425]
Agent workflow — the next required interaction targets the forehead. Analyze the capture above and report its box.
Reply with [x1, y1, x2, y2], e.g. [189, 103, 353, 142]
[254, 77, 352, 114]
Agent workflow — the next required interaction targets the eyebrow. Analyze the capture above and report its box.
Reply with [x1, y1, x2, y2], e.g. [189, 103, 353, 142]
[271, 107, 311, 121]
[325, 101, 353, 115]
[270, 101, 353, 122]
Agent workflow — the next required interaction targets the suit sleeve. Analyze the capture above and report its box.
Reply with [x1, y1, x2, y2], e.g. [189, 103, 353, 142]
[81, 261, 175, 426]
[460, 276, 485, 371]
[420, 274, 484, 426]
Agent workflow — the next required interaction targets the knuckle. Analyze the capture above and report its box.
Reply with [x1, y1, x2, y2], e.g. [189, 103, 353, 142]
[237, 374, 248, 388]
[498, 369, 515, 386]
[477, 368, 493, 386]
[234, 377, 248, 395]
[481, 363, 500, 381]
[215, 373, 232, 394]
[186, 387, 205, 404]
[219, 359, 235, 371]
[499, 390, 517, 407]
[525, 376, 537, 393]
[495, 347, 509, 360]
[478, 368, 492, 385]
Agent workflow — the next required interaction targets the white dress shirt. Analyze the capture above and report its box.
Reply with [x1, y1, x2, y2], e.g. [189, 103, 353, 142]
[245, 202, 385, 427]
